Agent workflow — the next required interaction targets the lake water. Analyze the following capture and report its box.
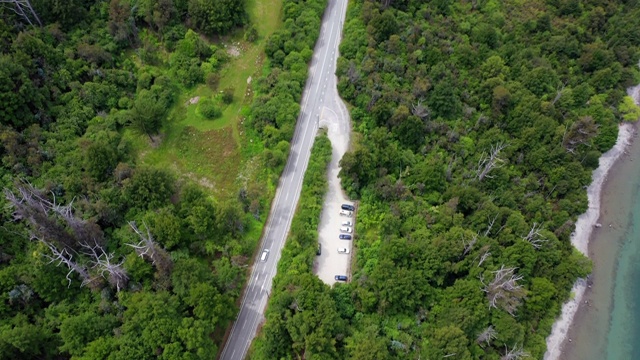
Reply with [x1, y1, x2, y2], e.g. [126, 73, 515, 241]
[562, 126, 640, 360]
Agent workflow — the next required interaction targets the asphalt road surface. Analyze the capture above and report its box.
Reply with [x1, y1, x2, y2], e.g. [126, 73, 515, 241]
[219, 1, 349, 359]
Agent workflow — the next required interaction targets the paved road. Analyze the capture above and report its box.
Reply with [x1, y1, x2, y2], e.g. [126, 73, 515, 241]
[219, 1, 349, 359]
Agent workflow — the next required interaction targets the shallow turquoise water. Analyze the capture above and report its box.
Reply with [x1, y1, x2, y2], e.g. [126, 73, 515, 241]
[563, 130, 640, 360]
[606, 199, 640, 360]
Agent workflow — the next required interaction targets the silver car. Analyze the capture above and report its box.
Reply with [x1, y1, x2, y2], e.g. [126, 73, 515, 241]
[339, 209, 352, 217]
[340, 226, 352, 233]
[337, 247, 350, 254]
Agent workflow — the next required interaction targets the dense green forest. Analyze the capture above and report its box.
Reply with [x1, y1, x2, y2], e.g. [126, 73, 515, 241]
[0, 0, 287, 358]
[253, 0, 640, 359]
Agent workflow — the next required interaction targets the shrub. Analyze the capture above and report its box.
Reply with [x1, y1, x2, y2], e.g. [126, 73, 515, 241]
[221, 88, 234, 104]
[198, 97, 220, 119]
[244, 25, 258, 42]
[206, 73, 220, 90]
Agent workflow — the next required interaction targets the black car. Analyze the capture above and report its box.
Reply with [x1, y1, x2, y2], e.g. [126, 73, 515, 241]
[341, 204, 355, 211]
[335, 275, 348, 281]
[339, 234, 352, 240]
[316, 243, 321, 256]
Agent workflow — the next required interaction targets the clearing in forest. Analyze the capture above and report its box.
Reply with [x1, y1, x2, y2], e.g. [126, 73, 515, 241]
[135, 0, 283, 199]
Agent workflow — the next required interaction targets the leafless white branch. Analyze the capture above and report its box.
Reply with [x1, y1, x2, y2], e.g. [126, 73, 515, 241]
[475, 142, 508, 181]
[477, 249, 491, 267]
[411, 100, 430, 119]
[80, 243, 128, 292]
[501, 344, 530, 360]
[521, 222, 547, 249]
[484, 214, 498, 237]
[127, 221, 159, 263]
[476, 325, 497, 347]
[0, 0, 41, 26]
[35, 235, 90, 287]
[481, 265, 525, 316]
[462, 232, 478, 256]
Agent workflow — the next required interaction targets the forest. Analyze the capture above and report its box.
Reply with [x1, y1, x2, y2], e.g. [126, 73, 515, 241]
[0, 0, 296, 358]
[251, 0, 640, 359]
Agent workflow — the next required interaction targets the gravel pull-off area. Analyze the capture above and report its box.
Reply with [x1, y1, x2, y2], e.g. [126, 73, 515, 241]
[315, 105, 352, 286]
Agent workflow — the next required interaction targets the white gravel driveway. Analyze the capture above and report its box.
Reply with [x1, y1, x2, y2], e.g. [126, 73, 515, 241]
[314, 100, 353, 286]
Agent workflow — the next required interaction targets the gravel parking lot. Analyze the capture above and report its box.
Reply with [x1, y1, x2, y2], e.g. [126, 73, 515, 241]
[314, 105, 353, 286]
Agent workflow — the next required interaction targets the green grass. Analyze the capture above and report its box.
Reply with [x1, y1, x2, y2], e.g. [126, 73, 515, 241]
[135, 0, 283, 199]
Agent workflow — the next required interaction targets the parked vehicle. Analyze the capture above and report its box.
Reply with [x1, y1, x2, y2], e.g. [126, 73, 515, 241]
[339, 234, 352, 240]
[337, 247, 350, 254]
[316, 243, 321, 256]
[340, 226, 352, 233]
[335, 275, 348, 281]
[341, 204, 355, 211]
[339, 209, 352, 217]
[260, 249, 269, 262]
[341, 220, 353, 227]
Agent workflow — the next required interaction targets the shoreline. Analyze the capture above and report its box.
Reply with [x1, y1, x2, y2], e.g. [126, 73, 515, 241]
[544, 123, 635, 360]
[544, 85, 640, 360]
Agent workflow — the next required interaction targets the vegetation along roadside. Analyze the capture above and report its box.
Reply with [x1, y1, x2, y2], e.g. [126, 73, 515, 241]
[0, 0, 300, 358]
[248, 0, 640, 359]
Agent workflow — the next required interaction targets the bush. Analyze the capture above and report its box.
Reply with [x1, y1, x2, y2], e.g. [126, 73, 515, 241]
[221, 88, 234, 104]
[198, 97, 220, 119]
[244, 25, 258, 42]
[206, 73, 220, 90]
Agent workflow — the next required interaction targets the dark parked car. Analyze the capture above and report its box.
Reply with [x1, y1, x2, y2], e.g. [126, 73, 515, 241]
[316, 243, 321, 256]
[341, 204, 355, 211]
[339, 234, 352, 240]
[335, 275, 348, 281]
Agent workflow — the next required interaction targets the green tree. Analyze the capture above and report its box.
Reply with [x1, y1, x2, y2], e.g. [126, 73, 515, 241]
[123, 167, 175, 210]
[59, 311, 119, 357]
[129, 89, 167, 141]
[618, 95, 640, 122]
[187, 0, 246, 35]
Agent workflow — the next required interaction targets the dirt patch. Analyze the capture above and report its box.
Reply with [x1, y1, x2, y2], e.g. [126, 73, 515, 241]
[186, 96, 200, 106]
[184, 172, 216, 190]
[227, 44, 241, 57]
[149, 134, 164, 148]
[246, 76, 252, 84]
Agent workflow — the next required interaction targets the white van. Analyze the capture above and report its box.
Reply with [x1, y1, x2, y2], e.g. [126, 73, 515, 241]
[260, 249, 269, 262]
[340, 227, 352, 233]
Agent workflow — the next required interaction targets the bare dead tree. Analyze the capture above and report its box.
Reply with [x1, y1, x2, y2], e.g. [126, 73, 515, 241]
[551, 82, 567, 106]
[127, 221, 172, 275]
[501, 344, 530, 360]
[81, 243, 128, 292]
[0, 0, 42, 26]
[475, 142, 508, 181]
[127, 221, 160, 263]
[480, 265, 526, 316]
[462, 232, 478, 256]
[562, 116, 599, 154]
[446, 155, 456, 182]
[478, 250, 491, 267]
[476, 326, 497, 347]
[36, 235, 91, 287]
[411, 100, 430, 119]
[484, 215, 498, 237]
[5, 185, 70, 247]
[521, 222, 547, 249]
[5, 182, 105, 250]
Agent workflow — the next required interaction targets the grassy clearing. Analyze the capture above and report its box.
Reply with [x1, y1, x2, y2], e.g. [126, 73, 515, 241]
[136, 0, 283, 199]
